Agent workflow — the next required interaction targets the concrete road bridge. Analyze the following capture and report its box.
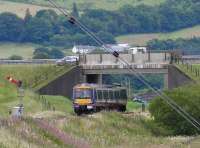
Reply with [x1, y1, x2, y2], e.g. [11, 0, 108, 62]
[79, 52, 171, 88]
[39, 51, 193, 98]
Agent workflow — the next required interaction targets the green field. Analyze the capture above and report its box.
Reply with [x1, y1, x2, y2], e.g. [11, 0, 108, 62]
[0, 42, 39, 59]
[3, 0, 166, 12]
[116, 25, 200, 46]
[0, 42, 74, 59]
[0, 0, 61, 18]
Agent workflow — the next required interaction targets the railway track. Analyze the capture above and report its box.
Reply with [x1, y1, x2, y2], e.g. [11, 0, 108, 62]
[32, 118, 90, 148]
[1, 117, 90, 148]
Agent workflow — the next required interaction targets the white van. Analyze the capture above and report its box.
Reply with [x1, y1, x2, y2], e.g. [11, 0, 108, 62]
[129, 47, 147, 54]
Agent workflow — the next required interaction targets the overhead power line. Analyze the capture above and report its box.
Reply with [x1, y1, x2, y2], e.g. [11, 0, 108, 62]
[47, 0, 200, 132]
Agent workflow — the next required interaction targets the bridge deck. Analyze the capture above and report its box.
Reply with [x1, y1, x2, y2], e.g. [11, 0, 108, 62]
[79, 52, 171, 66]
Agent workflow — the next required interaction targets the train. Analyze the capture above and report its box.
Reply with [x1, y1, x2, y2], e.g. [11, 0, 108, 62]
[73, 83, 128, 115]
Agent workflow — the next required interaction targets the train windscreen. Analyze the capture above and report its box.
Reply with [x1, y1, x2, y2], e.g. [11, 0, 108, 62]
[74, 89, 92, 99]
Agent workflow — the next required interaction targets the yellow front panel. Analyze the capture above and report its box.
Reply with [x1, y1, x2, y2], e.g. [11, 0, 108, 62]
[75, 99, 92, 105]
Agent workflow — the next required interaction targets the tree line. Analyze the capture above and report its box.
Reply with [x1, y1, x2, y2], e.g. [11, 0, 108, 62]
[0, 0, 199, 47]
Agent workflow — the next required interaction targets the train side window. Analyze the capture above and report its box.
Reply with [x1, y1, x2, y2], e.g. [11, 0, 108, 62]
[109, 90, 113, 100]
[103, 90, 109, 100]
[93, 89, 97, 100]
[97, 90, 102, 100]
[113, 91, 116, 100]
[115, 90, 120, 100]
[121, 89, 127, 99]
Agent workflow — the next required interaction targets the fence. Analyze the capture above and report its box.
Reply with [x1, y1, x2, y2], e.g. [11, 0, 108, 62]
[174, 57, 200, 78]
[0, 59, 57, 65]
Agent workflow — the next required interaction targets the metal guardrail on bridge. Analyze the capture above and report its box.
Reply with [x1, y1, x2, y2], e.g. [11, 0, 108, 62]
[81, 63, 169, 70]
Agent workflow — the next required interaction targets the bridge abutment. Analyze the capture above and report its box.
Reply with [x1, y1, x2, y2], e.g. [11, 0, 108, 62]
[164, 73, 169, 89]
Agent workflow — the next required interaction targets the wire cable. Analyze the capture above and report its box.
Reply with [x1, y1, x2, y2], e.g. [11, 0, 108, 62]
[47, 0, 200, 131]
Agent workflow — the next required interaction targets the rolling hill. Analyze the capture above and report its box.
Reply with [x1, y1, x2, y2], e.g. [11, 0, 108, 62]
[1, 24, 200, 59]
[116, 25, 200, 46]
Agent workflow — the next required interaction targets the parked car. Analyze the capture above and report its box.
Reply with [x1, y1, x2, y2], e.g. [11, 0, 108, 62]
[56, 59, 66, 66]
[132, 96, 144, 103]
[64, 56, 79, 63]
[56, 56, 79, 65]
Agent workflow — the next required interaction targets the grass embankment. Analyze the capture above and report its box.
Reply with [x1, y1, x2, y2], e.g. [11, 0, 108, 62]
[0, 64, 72, 89]
[0, 64, 75, 147]
[0, 64, 72, 116]
[116, 25, 200, 46]
[32, 65, 74, 91]
[175, 64, 200, 82]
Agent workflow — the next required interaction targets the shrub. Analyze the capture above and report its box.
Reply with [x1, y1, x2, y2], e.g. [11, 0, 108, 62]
[149, 84, 200, 135]
[33, 47, 64, 59]
[33, 52, 50, 59]
[8, 55, 23, 60]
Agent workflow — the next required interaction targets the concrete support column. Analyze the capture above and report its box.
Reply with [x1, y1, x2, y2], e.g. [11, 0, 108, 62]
[84, 54, 87, 64]
[164, 73, 169, 89]
[148, 51, 151, 62]
[131, 54, 135, 63]
[99, 54, 102, 64]
[115, 57, 118, 63]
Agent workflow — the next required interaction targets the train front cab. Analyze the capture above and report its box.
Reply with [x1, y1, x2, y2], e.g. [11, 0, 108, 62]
[73, 86, 95, 115]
